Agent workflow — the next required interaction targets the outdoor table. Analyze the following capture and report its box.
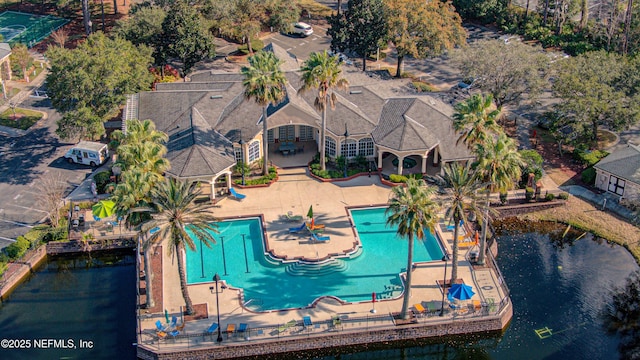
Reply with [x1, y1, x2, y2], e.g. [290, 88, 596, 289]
[278, 142, 296, 155]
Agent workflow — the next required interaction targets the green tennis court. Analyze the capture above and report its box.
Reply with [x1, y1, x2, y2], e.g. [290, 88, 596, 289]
[0, 11, 69, 48]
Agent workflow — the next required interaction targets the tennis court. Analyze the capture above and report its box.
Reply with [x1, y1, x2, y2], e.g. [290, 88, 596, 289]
[0, 11, 69, 48]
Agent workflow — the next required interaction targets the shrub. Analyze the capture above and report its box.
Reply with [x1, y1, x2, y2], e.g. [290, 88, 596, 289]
[0, 260, 7, 277]
[525, 187, 534, 202]
[389, 174, 408, 183]
[545, 193, 555, 201]
[412, 81, 436, 92]
[573, 148, 609, 167]
[558, 192, 569, 200]
[581, 167, 596, 185]
[4, 236, 30, 260]
[93, 171, 112, 194]
[499, 192, 508, 204]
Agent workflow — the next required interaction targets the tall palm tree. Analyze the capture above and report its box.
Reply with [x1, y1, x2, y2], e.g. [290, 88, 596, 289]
[241, 51, 288, 175]
[473, 132, 524, 264]
[386, 178, 439, 319]
[112, 119, 169, 180]
[453, 93, 502, 147]
[142, 178, 219, 315]
[299, 51, 349, 171]
[430, 163, 488, 283]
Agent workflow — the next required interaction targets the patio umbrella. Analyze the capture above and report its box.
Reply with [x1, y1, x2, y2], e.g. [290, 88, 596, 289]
[92, 199, 115, 219]
[307, 205, 313, 219]
[448, 283, 475, 301]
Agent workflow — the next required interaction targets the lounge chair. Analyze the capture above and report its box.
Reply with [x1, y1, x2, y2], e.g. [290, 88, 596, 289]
[238, 323, 248, 333]
[307, 220, 325, 230]
[303, 316, 313, 327]
[311, 232, 330, 242]
[413, 303, 426, 316]
[226, 323, 236, 338]
[277, 319, 297, 333]
[289, 223, 306, 233]
[284, 211, 303, 222]
[155, 320, 166, 332]
[229, 187, 246, 200]
[207, 322, 219, 334]
[156, 330, 167, 339]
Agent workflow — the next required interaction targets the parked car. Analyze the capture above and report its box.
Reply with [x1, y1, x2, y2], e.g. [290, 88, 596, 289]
[292, 22, 313, 37]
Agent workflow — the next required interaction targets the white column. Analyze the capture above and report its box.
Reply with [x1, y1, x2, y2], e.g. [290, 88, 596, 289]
[433, 147, 439, 165]
[226, 173, 232, 193]
[421, 155, 427, 174]
[377, 149, 383, 170]
[397, 156, 404, 175]
[210, 179, 215, 201]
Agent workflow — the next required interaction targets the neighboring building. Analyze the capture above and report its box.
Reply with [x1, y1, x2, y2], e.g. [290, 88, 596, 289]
[594, 143, 640, 200]
[123, 43, 472, 200]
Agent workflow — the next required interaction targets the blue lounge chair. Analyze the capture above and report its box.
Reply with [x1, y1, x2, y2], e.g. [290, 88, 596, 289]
[229, 187, 246, 200]
[170, 316, 178, 328]
[303, 316, 312, 327]
[289, 223, 306, 233]
[311, 232, 330, 242]
[446, 220, 463, 231]
[207, 322, 218, 333]
[238, 323, 248, 333]
[155, 320, 166, 331]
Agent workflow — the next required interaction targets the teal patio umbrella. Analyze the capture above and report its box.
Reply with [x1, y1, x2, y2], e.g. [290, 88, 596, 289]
[92, 199, 115, 219]
[307, 205, 313, 219]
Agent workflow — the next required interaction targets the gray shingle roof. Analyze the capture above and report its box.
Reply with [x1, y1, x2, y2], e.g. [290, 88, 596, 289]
[0, 43, 10, 61]
[594, 144, 640, 185]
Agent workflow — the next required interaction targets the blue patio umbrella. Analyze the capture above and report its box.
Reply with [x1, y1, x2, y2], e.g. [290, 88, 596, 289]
[448, 283, 475, 301]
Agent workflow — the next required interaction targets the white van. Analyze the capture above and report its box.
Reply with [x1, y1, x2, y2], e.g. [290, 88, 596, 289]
[64, 141, 109, 167]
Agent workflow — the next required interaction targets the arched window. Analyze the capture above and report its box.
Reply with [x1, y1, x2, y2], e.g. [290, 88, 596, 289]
[358, 138, 374, 156]
[326, 137, 336, 157]
[248, 140, 260, 162]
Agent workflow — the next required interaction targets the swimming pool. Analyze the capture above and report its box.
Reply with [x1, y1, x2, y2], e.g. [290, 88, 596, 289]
[185, 208, 444, 311]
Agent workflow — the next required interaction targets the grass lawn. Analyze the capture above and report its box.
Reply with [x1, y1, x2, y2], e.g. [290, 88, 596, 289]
[0, 108, 43, 130]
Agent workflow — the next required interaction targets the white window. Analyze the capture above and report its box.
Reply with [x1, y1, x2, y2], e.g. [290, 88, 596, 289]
[248, 140, 260, 162]
[278, 125, 295, 142]
[341, 139, 357, 158]
[608, 175, 625, 196]
[299, 126, 314, 141]
[358, 138, 374, 156]
[267, 129, 274, 143]
[234, 146, 243, 163]
[326, 137, 336, 157]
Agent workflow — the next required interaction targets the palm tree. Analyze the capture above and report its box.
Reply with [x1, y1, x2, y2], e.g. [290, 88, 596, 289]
[473, 132, 524, 264]
[112, 119, 169, 180]
[386, 178, 439, 319]
[453, 93, 502, 147]
[299, 51, 349, 171]
[142, 178, 219, 315]
[241, 51, 288, 175]
[430, 163, 488, 283]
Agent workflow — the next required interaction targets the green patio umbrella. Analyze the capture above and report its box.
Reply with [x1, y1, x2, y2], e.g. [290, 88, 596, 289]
[92, 199, 115, 219]
[307, 205, 313, 219]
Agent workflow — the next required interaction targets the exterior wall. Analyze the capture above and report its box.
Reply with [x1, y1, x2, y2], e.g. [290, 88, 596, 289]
[137, 303, 512, 360]
[594, 169, 640, 200]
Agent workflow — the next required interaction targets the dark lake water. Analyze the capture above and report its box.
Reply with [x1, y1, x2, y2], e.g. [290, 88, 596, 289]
[0, 232, 637, 360]
[0, 251, 136, 360]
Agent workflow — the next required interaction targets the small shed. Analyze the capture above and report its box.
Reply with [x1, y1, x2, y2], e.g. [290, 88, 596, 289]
[593, 143, 640, 200]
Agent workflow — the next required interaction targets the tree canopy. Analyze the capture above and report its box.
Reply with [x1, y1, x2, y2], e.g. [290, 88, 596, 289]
[384, 0, 466, 78]
[46, 33, 154, 140]
[158, 0, 216, 76]
[451, 39, 550, 108]
[327, 0, 387, 71]
[552, 50, 640, 147]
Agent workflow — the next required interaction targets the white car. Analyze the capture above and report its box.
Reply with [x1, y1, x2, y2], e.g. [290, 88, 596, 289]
[292, 22, 313, 37]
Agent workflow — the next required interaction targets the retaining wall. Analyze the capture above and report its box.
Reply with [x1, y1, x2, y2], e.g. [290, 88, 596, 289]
[137, 302, 512, 359]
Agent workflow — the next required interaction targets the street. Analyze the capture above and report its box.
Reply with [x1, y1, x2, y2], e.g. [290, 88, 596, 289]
[263, 25, 331, 61]
[0, 96, 93, 248]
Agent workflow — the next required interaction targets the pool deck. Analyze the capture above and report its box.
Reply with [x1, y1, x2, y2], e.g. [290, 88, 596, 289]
[137, 168, 511, 358]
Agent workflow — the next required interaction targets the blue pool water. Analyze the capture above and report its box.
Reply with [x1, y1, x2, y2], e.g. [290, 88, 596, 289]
[185, 208, 444, 311]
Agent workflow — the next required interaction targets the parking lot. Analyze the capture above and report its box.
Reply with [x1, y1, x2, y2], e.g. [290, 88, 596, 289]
[263, 24, 331, 61]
